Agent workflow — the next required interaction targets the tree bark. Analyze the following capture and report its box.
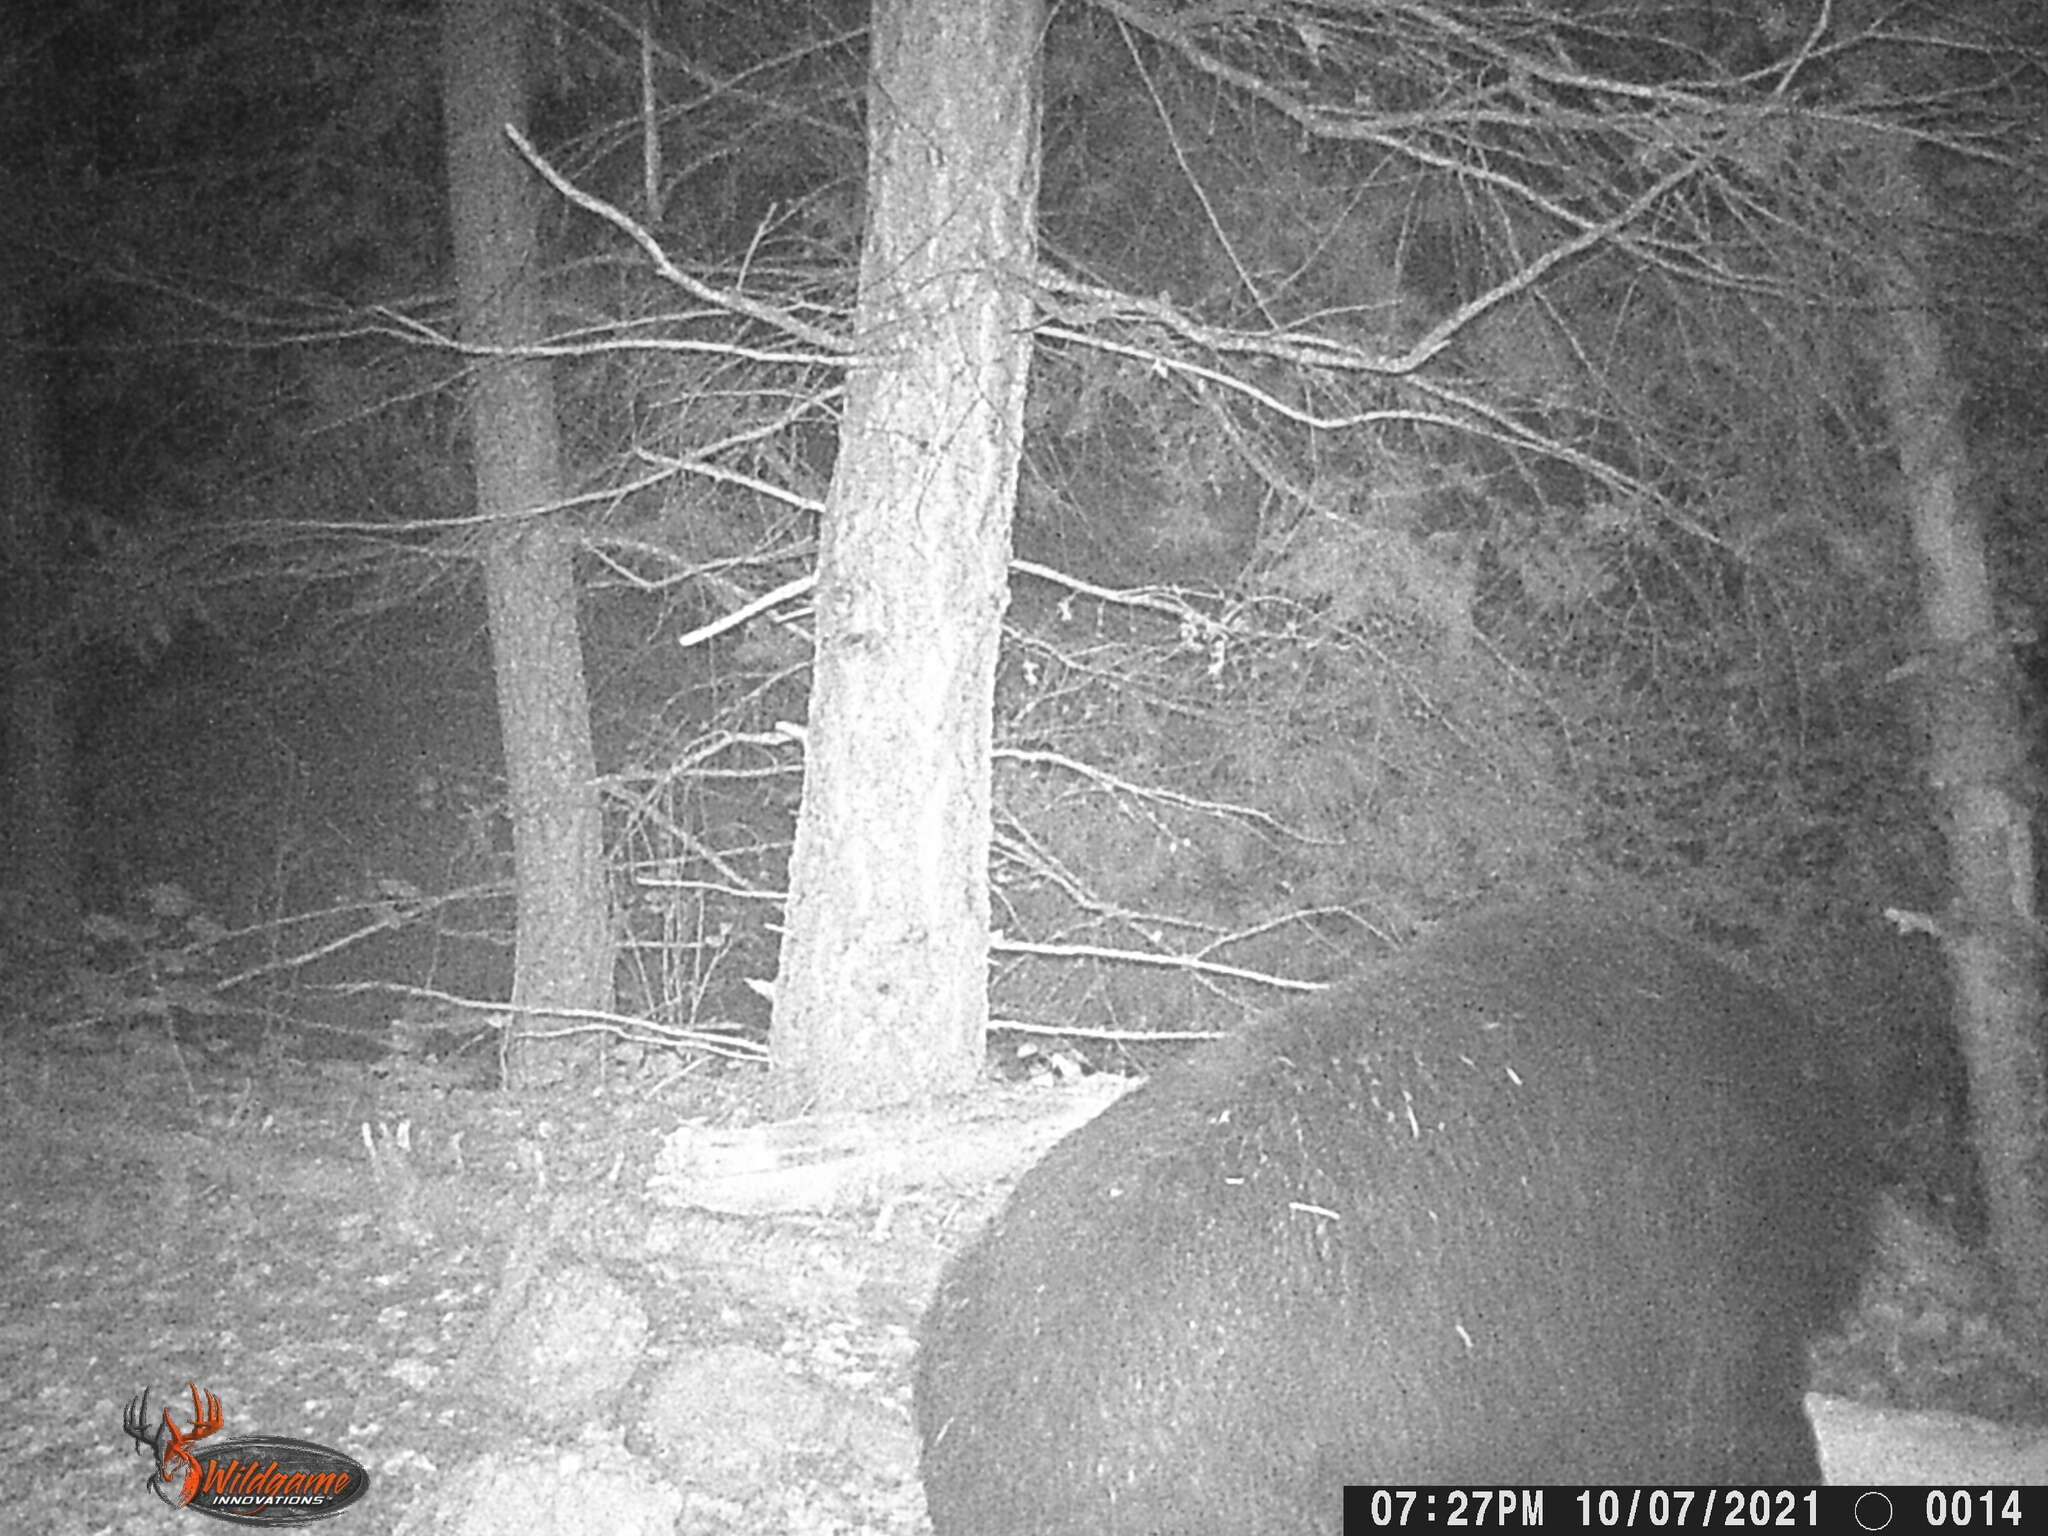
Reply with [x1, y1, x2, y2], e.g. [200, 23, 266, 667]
[1862, 141, 2048, 1350]
[771, 0, 1043, 1111]
[440, 0, 612, 1085]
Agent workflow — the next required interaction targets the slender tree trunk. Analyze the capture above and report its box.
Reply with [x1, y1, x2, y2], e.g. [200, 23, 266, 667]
[1863, 144, 2048, 1350]
[0, 275, 81, 952]
[440, 0, 611, 1085]
[771, 0, 1043, 1111]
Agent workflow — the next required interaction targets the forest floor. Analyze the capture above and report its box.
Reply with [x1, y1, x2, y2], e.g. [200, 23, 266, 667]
[4, 1012, 2045, 1535]
[4, 1015, 949, 1536]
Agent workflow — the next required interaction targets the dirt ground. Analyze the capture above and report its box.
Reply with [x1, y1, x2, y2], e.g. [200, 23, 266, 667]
[6, 1018, 2044, 1535]
[5, 1023, 955, 1536]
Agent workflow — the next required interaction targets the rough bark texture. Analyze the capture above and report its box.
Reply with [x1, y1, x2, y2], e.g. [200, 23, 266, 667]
[440, 0, 611, 1084]
[1863, 146, 2048, 1351]
[771, 0, 1043, 1111]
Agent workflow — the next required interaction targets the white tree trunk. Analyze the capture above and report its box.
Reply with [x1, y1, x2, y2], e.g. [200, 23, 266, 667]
[440, 0, 612, 1085]
[1862, 142, 2048, 1350]
[772, 0, 1043, 1110]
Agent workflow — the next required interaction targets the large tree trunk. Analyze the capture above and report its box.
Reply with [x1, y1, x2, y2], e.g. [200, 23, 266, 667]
[0, 274, 81, 954]
[1862, 144, 2048, 1352]
[440, 0, 611, 1085]
[771, 0, 1043, 1111]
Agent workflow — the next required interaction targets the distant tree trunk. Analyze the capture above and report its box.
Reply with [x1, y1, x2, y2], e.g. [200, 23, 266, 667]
[1861, 142, 2048, 1348]
[0, 274, 81, 952]
[771, 0, 1043, 1111]
[440, 0, 611, 1085]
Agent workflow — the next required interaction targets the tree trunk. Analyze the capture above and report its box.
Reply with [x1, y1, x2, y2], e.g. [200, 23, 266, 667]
[1863, 144, 2048, 1350]
[439, 0, 611, 1085]
[770, 0, 1043, 1111]
[0, 275, 82, 954]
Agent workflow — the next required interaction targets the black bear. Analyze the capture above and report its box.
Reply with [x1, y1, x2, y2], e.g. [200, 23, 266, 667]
[915, 903, 1869, 1535]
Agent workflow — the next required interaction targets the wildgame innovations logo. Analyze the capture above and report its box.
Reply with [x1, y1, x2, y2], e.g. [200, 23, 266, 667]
[123, 1384, 372, 1525]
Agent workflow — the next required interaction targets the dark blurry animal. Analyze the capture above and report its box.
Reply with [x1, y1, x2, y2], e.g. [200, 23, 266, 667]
[916, 903, 1870, 1534]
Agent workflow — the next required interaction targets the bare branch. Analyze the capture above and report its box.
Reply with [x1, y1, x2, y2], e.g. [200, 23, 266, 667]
[507, 125, 851, 355]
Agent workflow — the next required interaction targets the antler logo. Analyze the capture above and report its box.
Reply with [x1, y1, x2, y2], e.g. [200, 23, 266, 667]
[124, 1382, 225, 1508]
[119, 1385, 371, 1525]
